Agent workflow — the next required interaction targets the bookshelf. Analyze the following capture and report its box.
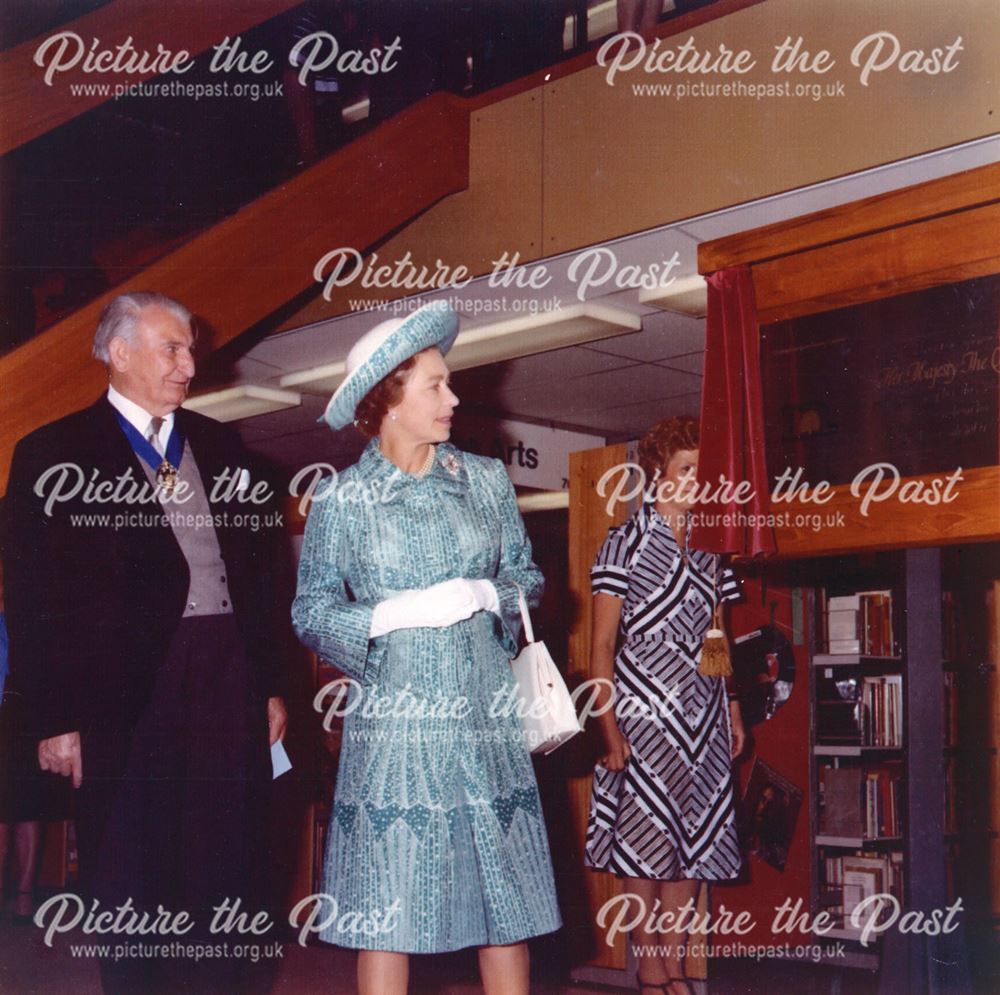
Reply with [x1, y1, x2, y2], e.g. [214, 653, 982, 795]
[808, 550, 947, 971]
[812, 648, 907, 948]
[805, 547, 1000, 988]
[939, 552, 1000, 967]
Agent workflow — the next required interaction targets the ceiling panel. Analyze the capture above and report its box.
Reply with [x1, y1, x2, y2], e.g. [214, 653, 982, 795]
[451, 342, 639, 394]
[652, 352, 702, 376]
[511, 362, 700, 421]
[242, 313, 369, 380]
[582, 310, 704, 361]
[234, 393, 326, 441]
[574, 391, 703, 439]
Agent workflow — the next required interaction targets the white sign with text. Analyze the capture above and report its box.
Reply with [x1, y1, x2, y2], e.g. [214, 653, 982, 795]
[449, 416, 604, 492]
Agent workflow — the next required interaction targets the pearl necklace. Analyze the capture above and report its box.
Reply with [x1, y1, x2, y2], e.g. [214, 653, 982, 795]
[415, 444, 436, 478]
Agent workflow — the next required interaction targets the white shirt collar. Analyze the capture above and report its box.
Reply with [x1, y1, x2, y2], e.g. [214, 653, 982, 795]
[107, 385, 175, 448]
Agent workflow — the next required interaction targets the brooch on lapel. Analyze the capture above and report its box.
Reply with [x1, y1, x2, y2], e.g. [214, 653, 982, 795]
[441, 453, 461, 476]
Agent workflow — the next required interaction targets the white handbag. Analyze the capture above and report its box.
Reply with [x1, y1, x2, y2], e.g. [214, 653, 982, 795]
[509, 591, 583, 754]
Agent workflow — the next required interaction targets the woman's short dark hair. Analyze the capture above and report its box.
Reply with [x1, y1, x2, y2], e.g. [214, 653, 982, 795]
[637, 415, 700, 483]
[352, 351, 425, 438]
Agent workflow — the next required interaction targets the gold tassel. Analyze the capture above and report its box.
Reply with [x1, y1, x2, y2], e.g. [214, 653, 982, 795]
[699, 605, 733, 677]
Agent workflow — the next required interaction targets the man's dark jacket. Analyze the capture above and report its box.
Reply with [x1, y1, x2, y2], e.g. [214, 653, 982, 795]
[3, 396, 285, 782]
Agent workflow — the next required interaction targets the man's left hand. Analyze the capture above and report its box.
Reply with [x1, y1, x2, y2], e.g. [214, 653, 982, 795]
[267, 697, 287, 746]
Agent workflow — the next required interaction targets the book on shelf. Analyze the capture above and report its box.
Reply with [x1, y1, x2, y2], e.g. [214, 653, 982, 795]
[860, 674, 903, 747]
[858, 590, 894, 657]
[943, 671, 959, 747]
[945, 756, 958, 835]
[822, 589, 894, 656]
[826, 594, 861, 654]
[819, 673, 903, 747]
[819, 764, 902, 839]
[842, 854, 901, 920]
[819, 767, 864, 836]
[941, 589, 958, 663]
[823, 851, 904, 927]
[865, 765, 903, 837]
[842, 859, 883, 920]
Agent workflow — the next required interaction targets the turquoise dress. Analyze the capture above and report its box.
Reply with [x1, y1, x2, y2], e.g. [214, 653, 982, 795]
[292, 440, 562, 953]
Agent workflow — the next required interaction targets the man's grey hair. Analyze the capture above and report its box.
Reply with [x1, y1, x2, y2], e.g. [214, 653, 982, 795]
[92, 292, 193, 363]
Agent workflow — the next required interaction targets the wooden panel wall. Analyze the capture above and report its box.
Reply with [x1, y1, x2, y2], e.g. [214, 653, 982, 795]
[541, 0, 1000, 256]
[770, 466, 1000, 559]
[754, 201, 1000, 323]
[280, 0, 1000, 331]
[698, 161, 1000, 274]
[280, 87, 546, 331]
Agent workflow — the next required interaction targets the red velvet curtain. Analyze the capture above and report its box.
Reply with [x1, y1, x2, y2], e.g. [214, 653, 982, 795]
[690, 265, 776, 557]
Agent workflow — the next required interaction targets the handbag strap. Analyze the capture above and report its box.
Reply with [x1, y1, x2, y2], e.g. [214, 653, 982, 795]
[516, 588, 535, 645]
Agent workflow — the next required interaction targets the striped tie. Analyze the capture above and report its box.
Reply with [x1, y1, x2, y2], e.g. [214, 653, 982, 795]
[147, 416, 164, 456]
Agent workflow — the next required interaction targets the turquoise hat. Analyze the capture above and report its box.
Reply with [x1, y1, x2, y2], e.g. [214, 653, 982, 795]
[321, 302, 460, 431]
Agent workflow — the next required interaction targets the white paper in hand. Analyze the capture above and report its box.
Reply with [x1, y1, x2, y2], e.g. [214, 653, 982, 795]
[271, 739, 292, 779]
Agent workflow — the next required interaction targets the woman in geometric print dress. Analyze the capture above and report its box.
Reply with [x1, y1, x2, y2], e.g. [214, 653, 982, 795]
[584, 416, 745, 995]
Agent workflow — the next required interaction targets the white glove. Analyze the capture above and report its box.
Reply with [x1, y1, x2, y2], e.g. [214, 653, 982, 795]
[370, 578, 482, 637]
[466, 579, 499, 614]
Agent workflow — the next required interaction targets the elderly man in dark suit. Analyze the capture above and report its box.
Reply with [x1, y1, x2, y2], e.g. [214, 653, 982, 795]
[3, 292, 288, 994]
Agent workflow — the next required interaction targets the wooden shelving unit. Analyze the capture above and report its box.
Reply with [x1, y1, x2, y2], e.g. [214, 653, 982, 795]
[804, 549, 1000, 990]
[806, 552, 945, 978]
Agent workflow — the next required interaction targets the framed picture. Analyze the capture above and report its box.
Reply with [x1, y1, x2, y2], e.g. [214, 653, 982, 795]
[739, 758, 803, 871]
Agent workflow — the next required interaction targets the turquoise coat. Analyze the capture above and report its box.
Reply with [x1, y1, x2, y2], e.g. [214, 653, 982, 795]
[292, 440, 562, 953]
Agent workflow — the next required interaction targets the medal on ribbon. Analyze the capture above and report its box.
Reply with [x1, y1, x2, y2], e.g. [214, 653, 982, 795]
[156, 459, 180, 494]
[114, 411, 185, 495]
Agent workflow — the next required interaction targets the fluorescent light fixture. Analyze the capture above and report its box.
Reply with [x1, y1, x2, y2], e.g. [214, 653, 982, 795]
[586, 1, 616, 42]
[280, 359, 346, 394]
[447, 302, 641, 371]
[517, 490, 569, 512]
[183, 385, 301, 422]
[279, 301, 641, 395]
[342, 97, 370, 124]
[639, 274, 708, 318]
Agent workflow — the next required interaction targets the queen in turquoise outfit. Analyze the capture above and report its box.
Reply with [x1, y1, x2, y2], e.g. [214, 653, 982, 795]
[292, 303, 561, 994]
